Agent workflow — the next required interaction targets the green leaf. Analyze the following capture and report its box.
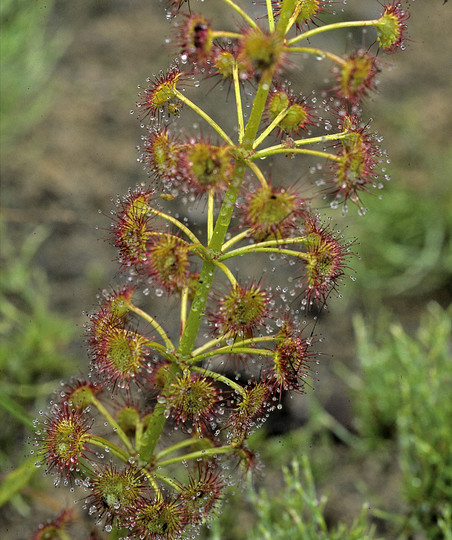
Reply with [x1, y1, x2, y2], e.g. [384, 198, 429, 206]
[0, 455, 37, 507]
[0, 392, 34, 431]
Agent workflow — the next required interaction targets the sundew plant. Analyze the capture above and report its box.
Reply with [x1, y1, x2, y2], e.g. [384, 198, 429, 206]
[32, 1, 410, 538]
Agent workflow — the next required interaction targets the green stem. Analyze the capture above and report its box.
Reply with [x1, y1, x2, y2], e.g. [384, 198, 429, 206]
[266, 0, 275, 32]
[219, 235, 310, 261]
[246, 160, 268, 188]
[233, 62, 245, 144]
[192, 334, 277, 358]
[156, 445, 235, 467]
[155, 437, 207, 460]
[288, 19, 379, 46]
[137, 402, 167, 463]
[283, 1, 304, 35]
[152, 471, 183, 492]
[251, 131, 349, 160]
[138, 47, 281, 466]
[243, 73, 274, 148]
[127, 303, 175, 351]
[138, 160, 247, 464]
[212, 260, 237, 286]
[287, 46, 346, 65]
[189, 347, 274, 366]
[178, 159, 248, 359]
[207, 189, 214, 242]
[90, 396, 135, 454]
[190, 366, 246, 397]
[191, 335, 229, 358]
[276, 0, 299, 36]
[253, 106, 288, 149]
[174, 89, 233, 145]
[221, 0, 258, 29]
[222, 246, 310, 261]
[135, 418, 144, 450]
[143, 470, 163, 500]
[255, 147, 341, 162]
[146, 341, 178, 361]
[180, 286, 189, 337]
[211, 30, 243, 40]
[149, 207, 201, 244]
[89, 435, 130, 463]
[222, 228, 252, 251]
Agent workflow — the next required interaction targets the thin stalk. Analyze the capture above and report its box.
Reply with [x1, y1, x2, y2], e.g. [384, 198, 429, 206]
[173, 89, 233, 145]
[211, 30, 243, 40]
[275, 0, 299, 35]
[282, 1, 303, 35]
[135, 418, 144, 450]
[288, 19, 379, 46]
[266, 0, 275, 32]
[155, 437, 208, 460]
[246, 160, 268, 188]
[89, 436, 130, 463]
[156, 445, 235, 467]
[221, 0, 259, 30]
[255, 147, 341, 161]
[127, 303, 175, 351]
[222, 228, 252, 251]
[191, 335, 229, 358]
[222, 246, 310, 261]
[152, 471, 183, 492]
[207, 189, 214, 243]
[241, 246, 309, 260]
[251, 130, 349, 160]
[146, 341, 179, 362]
[212, 260, 237, 286]
[191, 366, 246, 397]
[233, 63, 245, 144]
[287, 46, 346, 65]
[180, 286, 189, 337]
[253, 106, 288, 149]
[218, 235, 309, 261]
[143, 470, 163, 501]
[90, 396, 135, 455]
[189, 347, 274, 366]
[235, 335, 280, 346]
[191, 334, 278, 361]
[221, 235, 310, 252]
[149, 207, 201, 244]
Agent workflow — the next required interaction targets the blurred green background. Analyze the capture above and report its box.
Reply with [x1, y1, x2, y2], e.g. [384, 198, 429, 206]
[1, 1, 451, 538]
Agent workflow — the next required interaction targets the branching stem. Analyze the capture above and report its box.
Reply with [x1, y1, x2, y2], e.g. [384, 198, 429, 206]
[191, 366, 246, 397]
[173, 89, 233, 146]
[156, 445, 235, 467]
[149, 207, 201, 244]
[221, 0, 259, 29]
[127, 303, 175, 351]
[90, 396, 135, 454]
[89, 436, 130, 463]
[288, 19, 379, 45]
